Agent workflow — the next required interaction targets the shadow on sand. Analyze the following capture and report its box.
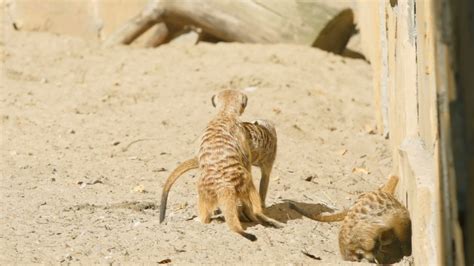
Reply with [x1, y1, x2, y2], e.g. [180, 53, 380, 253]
[221, 200, 335, 229]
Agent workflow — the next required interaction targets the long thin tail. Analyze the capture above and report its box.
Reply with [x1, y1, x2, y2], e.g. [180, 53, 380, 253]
[220, 192, 257, 241]
[289, 203, 347, 222]
[159, 158, 199, 223]
[381, 175, 399, 195]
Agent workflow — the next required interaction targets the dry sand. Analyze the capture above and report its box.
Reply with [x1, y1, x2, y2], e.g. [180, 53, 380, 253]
[1, 25, 392, 264]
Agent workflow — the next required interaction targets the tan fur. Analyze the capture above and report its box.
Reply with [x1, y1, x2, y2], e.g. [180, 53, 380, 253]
[290, 176, 411, 263]
[159, 119, 277, 223]
[243, 119, 277, 208]
[179, 89, 281, 241]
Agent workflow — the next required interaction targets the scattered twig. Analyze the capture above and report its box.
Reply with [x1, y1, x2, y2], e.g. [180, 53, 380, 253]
[292, 124, 303, 131]
[301, 249, 321, 260]
[323, 248, 336, 255]
[185, 215, 197, 221]
[121, 138, 160, 152]
[338, 149, 348, 156]
[153, 167, 167, 172]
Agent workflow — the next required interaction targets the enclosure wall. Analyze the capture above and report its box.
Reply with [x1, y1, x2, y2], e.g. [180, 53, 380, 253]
[357, 0, 465, 264]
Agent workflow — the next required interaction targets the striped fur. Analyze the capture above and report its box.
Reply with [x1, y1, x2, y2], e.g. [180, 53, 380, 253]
[196, 90, 282, 241]
[290, 176, 411, 263]
[159, 119, 277, 224]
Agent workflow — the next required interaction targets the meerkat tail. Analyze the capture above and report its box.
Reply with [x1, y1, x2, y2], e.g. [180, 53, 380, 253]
[220, 192, 257, 241]
[312, 210, 348, 222]
[159, 158, 199, 223]
[289, 203, 347, 222]
[381, 175, 399, 195]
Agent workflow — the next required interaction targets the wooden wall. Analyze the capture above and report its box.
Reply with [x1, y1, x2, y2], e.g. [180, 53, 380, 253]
[357, 0, 468, 265]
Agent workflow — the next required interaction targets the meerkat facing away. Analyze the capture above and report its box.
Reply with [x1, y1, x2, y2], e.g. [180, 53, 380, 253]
[290, 176, 411, 264]
[243, 119, 277, 209]
[159, 119, 277, 223]
[197, 89, 282, 241]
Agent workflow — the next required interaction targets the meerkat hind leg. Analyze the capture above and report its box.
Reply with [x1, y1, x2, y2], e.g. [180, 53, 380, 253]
[248, 181, 283, 228]
[198, 193, 215, 224]
[240, 201, 260, 223]
[213, 207, 250, 223]
[258, 163, 272, 208]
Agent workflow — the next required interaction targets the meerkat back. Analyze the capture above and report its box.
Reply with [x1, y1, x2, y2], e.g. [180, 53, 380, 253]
[242, 119, 277, 207]
[338, 176, 412, 264]
[196, 89, 282, 241]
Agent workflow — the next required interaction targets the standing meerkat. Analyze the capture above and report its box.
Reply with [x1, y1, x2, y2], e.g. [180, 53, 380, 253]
[290, 176, 411, 264]
[159, 119, 277, 223]
[243, 119, 277, 208]
[183, 89, 281, 241]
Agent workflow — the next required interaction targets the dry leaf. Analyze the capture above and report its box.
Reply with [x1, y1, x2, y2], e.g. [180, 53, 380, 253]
[174, 202, 188, 211]
[352, 167, 370, 175]
[131, 184, 146, 193]
[158, 258, 171, 264]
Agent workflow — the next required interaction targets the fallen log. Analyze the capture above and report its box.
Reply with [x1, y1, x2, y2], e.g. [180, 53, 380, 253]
[103, 1, 165, 47]
[144, 23, 169, 48]
[104, 0, 341, 47]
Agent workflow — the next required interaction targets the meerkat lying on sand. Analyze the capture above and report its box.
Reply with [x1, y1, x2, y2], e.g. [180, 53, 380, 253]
[290, 175, 411, 263]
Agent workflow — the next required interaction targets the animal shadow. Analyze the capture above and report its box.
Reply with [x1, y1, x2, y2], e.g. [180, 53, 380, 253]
[207, 200, 334, 228]
[263, 200, 334, 223]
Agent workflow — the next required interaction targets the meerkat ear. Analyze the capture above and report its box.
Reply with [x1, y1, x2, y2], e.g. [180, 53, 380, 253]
[241, 94, 248, 109]
[378, 228, 396, 246]
[211, 95, 216, 108]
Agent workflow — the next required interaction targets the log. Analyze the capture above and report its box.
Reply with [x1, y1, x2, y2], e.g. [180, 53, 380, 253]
[160, 0, 303, 43]
[103, 1, 165, 47]
[104, 0, 342, 47]
[144, 23, 169, 48]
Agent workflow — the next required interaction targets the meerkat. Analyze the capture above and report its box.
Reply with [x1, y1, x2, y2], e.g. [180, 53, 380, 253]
[289, 175, 411, 264]
[242, 119, 277, 209]
[159, 119, 277, 223]
[168, 89, 281, 241]
[199, 90, 283, 241]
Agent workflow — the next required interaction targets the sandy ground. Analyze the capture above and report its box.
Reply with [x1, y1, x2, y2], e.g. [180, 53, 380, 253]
[1, 24, 393, 264]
